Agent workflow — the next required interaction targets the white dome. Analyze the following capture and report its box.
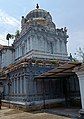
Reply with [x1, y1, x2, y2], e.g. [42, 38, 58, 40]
[26, 8, 52, 22]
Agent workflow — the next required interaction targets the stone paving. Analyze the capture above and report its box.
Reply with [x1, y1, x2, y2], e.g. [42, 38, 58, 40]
[45, 108, 80, 119]
[0, 106, 72, 119]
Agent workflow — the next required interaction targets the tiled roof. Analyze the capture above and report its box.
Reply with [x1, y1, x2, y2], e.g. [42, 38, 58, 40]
[0, 45, 14, 51]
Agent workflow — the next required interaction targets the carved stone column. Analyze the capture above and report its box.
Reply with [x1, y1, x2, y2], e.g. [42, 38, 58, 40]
[57, 39, 60, 54]
[76, 65, 84, 119]
[20, 76, 22, 94]
[13, 78, 15, 94]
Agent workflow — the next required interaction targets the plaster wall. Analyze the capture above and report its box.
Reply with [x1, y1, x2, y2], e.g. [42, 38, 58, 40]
[1, 49, 13, 68]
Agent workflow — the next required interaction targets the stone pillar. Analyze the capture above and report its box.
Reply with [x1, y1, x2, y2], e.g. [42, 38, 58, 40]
[14, 78, 15, 94]
[76, 70, 84, 119]
[16, 78, 18, 94]
[12, 79, 14, 94]
[27, 39, 29, 52]
[17, 77, 18, 94]
[45, 39, 47, 53]
[24, 76, 26, 94]
[20, 76, 22, 94]
[54, 40, 57, 54]
[64, 41, 67, 54]
[57, 39, 60, 54]
[19, 46, 21, 57]
[61, 41, 65, 54]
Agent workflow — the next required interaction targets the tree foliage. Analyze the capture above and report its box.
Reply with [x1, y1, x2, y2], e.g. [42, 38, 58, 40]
[6, 33, 14, 40]
[77, 47, 84, 63]
[15, 30, 20, 38]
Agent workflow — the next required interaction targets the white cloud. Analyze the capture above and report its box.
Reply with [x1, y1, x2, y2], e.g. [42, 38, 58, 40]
[0, 33, 14, 46]
[0, 9, 20, 27]
[0, 34, 7, 45]
[0, 9, 20, 45]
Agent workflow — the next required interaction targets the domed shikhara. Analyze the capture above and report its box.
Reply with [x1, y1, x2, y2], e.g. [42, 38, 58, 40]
[14, 5, 68, 62]
[21, 6, 56, 32]
[26, 9, 52, 22]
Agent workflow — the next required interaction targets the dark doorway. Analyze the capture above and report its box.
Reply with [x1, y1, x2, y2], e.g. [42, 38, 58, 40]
[62, 74, 81, 108]
[36, 73, 81, 109]
[41, 74, 81, 109]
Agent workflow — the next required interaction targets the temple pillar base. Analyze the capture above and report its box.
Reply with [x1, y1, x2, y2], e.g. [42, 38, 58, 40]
[78, 109, 84, 119]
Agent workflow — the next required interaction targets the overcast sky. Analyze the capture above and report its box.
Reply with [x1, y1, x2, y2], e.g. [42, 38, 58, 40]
[0, 0, 84, 57]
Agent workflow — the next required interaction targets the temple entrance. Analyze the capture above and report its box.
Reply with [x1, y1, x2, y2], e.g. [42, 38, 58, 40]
[62, 74, 81, 108]
[41, 74, 81, 109]
[35, 62, 82, 109]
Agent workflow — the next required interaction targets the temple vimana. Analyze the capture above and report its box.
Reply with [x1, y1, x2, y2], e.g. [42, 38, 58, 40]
[0, 4, 81, 110]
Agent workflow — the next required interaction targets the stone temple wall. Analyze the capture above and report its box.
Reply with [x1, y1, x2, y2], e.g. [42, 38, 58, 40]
[4, 63, 53, 102]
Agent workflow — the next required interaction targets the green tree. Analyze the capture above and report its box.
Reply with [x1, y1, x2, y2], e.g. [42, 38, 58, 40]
[6, 33, 14, 46]
[15, 30, 20, 38]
